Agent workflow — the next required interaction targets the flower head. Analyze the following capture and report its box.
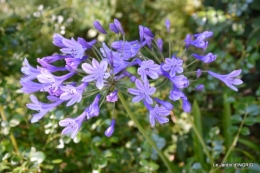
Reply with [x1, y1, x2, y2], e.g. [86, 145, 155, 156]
[154, 98, 174, 110]
[85, 94, 101, 119]
[162, 55, 183, 77]
[208, 70, 243, 91]
[128, 79, 156, 104]
[59, 111, 86, 138]
[170, 75, 189, 89]
[143, 101, 170, 127]
[53, 33, 66, 48]
[106, 90, 118, 102]
[21, 58, 40, 82]
[27, 95, 63, 123]
[192, 53, 217, 63]
[60, 37, 96, 59]
[59, 82, 88, 106]
[137, 60, 160, 82]
[194, 31, 213, 39]
[81, 59, 110, 89]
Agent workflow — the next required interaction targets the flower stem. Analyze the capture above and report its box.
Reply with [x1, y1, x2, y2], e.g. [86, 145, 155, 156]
[117, 91, 175, 173]
[187, 113, 213, 165]
[0, 106, 20, 157]
[210, 109, 248, 173]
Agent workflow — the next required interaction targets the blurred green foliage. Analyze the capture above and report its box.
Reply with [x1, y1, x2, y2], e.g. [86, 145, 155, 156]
[0, 0, 260, 172]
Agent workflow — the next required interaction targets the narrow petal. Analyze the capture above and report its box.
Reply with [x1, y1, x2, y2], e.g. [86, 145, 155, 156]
[148, 87, 156, 95]
[96, 78, 104, 89]
[82, 63, 96, 74]
[232, 79, 243, 85]
[59, 118, 74, 126]
[128, 88, 140, 95]
[61, 126, 72, 135]
[135, 79, 144, 90]
[132, 95, 143, 102]
[149, 113, 156, 127]
[145, 96, 153, 104]
[26, 103, 40, 110]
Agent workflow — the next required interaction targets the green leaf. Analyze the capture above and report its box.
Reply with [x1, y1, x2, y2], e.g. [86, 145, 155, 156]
[244, 116, 256, 125]
[51, 159, 63, 164]
[97, 157, 107, 168]
[240, 127, 250, 136]
[30, 151, 46, 164]
[192, 162, 202, 170]
[246, 105, 260, 116]
[228, 126, 239, 134]
[231, 115, 242, 124]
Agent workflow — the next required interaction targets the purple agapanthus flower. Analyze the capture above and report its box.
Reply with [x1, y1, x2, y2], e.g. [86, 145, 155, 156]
[139, 26, 154, 48]
[105, 119, 115, 137]
[192, 53, 217, 63]
[162, 55, 183, 77]
[171, 75, 189, 89]
[182, 97, 191, 112]
[208, 69, 243, 91]
[40, 54, 67, 63]
[86, 94, 101, 119]
[59, 82, 88, 106]
[60, 37, 96, 59]
[194, 31, 213, 39]
[52, 33, 66, 48]
[137, 60, 160, 82]
[20, 80, 47, 94]
[195, 84, 204, 91]
[184, 34, 192, 49]
[165, 19, 170, 32]
[190, 38, 208, 50]
[81, 59, 110, 89]
[109, 23, 119, 34]
[93, 20, 107, 34]
[106, 90, 118, 102]
[65, 56, 88, 70]
[157, 38, 163, 52]
[21, 58, 40, 82]
[111, 40, 141, 59]
[114, 19, 124, 35]
[37, 68, 75, 93]
[196, 69, 202, 78]
[59, 111, 87, 138]
[169, 86, 183, 101]
[37, 58, 67, 72]
[154, 98, 174, 110]
[128, 79, 156, 104]
[143, 101, 170, 127]
[27, 95, 64, 123]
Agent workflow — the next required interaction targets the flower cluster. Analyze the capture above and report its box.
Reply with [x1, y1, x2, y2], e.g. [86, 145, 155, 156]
[21, 19, 243, 138]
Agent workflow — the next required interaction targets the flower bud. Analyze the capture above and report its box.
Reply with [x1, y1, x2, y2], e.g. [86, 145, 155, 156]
[105, 119, 115, 137]
[93, 21, 107, 34]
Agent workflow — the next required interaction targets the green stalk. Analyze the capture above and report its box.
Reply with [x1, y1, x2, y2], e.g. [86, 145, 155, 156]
[186, 113, 212, 165]
[0, 106, 20, 156]
[211, 111, 248, 173]
[117, 91, 175, 173]
[191, 100, 204, 166]
[223, 94, 232, 162]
